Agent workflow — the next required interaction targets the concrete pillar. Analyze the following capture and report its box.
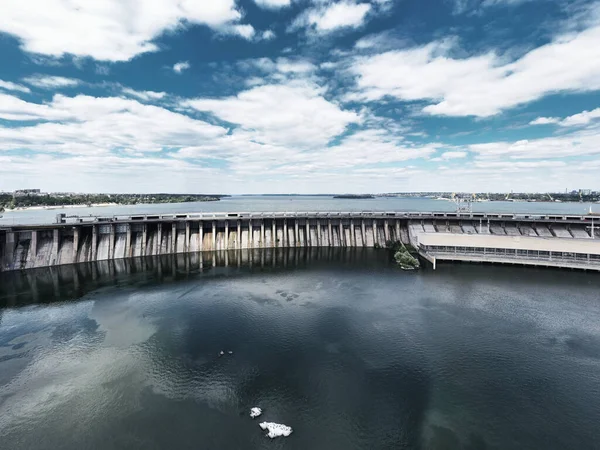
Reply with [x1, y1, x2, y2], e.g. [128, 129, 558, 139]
[272, 221, 276, 248]
[316, 220, 321, 247]
[212, 221, 217, 251]
[92, 225, 98, 260]
[237, 221, 241, 250]
[185, 221, 190, 253]
[306, 221, 311, 247]
[396, 221, 401, 243]
[384, 220, 390, 243]
[361, 220, 366, 247]
[225, 221, 229, 250]
[53, 229, 60, 262]
[350, 220, 355, 247]
[249, 220, 253, 249]
[3, 232, 15, 269]
[295, 220, 299, 247]
[142, 224, 147, 257]
[73, 227, 80, 263]
[261, 220, 265, 249]
[125, 225, 131, 258]
[157, 223, 162, 255]
[108, 226, 114, 260]
[284, 220, 288, 248]
[328, 220, 333, 247]
[199, 223, 203, 251]
[339, 222, 345, 247]
[171, 222, 176, 254]
[31, 230, 38, 257]
[373, 220, 378, 247]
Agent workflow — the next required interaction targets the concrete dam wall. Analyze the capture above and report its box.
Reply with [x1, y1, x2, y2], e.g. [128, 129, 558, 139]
[1, 215, 409, 272]
[2, 211, 599, 272]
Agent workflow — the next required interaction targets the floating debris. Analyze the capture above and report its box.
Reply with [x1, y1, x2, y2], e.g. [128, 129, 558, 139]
[250, 407, 262, 419]
[228, 350, 233, 355]
[219, 351, 224, 357]
[259, 422, 293, 438]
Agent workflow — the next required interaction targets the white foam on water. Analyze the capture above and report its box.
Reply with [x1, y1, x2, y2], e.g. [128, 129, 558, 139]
[259, 422, 293, 438]
[250, 407, 262, 418]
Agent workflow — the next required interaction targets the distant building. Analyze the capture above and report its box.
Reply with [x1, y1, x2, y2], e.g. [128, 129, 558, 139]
[14, 189, 42, 196]
[580, 189, 592, 195]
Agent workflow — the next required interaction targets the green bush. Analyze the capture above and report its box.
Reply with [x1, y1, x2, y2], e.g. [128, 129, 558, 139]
[394, 245, 420, 270]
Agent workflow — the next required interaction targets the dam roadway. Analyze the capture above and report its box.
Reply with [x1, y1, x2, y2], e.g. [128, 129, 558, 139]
[1, 210, 599, 272]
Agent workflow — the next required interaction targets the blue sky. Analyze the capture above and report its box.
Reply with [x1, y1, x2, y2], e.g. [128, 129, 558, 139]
[0, 0, 599, 194]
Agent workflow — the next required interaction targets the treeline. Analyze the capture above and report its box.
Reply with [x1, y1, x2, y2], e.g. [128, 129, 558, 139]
[437, 192, 600, 203]
[0, 193, 222, 210]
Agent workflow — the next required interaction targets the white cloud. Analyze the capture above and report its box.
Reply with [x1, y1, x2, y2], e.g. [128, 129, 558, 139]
[317, 129, 438, 166]
[529, 117, 560, 125]
[185, 81, 360, 148]
[0, 93, 226, 155]
[228, 24, 256, 40]
[350, 24, 600, 117]
[473, 160, 566, 169]
[121, 88, 167, 101]
[481, 0, 532, 7]
[439, 151, 468, 160]
[0, 0, 245, 62]
[469, 126, 600, 160]
[173, 61, 191, 73]
[22, 75, 81, 89]
[559, 108, 600, 127]
[293, 2, 372, 33]
[451, 0, 532, 15]
[261, 30, 276, 40]
[241, 57, 317, 75]
[0, 79, 31, 93]
[254, 0, 292, 8]
[0, 92, 71, 121]
[530, 108, 600, 127]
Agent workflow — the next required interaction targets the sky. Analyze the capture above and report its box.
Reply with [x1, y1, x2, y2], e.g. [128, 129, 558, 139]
[1, 0, 600, 194]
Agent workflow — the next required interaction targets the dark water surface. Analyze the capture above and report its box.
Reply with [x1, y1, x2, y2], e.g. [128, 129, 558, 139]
[1, 250, 600, 449]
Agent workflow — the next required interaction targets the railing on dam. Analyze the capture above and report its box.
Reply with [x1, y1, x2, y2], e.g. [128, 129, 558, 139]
[47, 210, 600, 226]
[420, 245, 600, 271]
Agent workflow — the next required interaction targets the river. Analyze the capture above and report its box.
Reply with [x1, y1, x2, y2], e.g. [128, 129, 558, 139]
[1, 249, 599, 449]
[1, 195, 598, 225]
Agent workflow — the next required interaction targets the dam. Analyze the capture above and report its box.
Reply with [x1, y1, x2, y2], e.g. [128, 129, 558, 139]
[1, 211, 600, 272]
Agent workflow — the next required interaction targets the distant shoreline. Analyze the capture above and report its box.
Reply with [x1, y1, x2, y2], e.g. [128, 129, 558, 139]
[333, 194, 375, 199]
[7, 203, 119, 212]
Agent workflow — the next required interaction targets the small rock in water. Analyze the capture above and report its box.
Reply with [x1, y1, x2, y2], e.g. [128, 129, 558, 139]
[228, 350, 233, 355]
[259, 422, 293, 438]
[250, 407, 262, 419]
[219, 351, 224, 357]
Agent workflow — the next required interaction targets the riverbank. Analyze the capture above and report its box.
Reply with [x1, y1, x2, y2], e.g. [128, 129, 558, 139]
[7, 202, 119, 212]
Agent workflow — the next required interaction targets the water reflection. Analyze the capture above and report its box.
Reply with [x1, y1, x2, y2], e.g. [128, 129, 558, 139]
[0, 248, 385, 308]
